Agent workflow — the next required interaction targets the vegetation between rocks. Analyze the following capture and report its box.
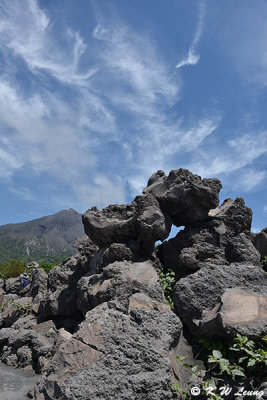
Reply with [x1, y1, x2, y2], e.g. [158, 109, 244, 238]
[0, 258, 57, 279]
[0, 298, 32, 314]
[173, 334, 267, 399]
[0, 259, 26, 280]
[159, 268, 175, 308]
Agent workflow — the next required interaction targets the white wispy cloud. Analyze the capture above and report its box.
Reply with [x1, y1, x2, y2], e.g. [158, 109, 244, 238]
[3, 0, 261, 213]
[264, 205, 267, 213]
[93, 22, 179, 104]
[188, 131, 267, 178]
[91, 17, 220, 194]
[0, 0, 97, 86]
[176, 0, 206, 68]
[8, 186, 36, 201]
[232, 168, 266, 192]
[0, 1, 124, 209]
[0, 147, 23, 177]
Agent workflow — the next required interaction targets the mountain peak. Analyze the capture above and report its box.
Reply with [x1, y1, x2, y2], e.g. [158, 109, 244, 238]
[0, 209, 84, 263]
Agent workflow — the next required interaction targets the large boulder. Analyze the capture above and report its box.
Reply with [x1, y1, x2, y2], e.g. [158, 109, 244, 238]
[200, 288, 267, 339]
[209, 197, 252, 235]
[82, 193, 171, 253]
[32, 302, 182, 400]
[143, 169, 221, 226]
[77, 259, 165, 316]
[4, 277, 21, 295]
[0, 297, 32, 328]
[173, 263, 267, 336]
[158, 197, 260, 277]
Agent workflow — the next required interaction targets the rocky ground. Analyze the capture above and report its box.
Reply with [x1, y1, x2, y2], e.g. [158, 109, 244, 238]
[0, 363, 38, 400]
[0, 168, 266, 400]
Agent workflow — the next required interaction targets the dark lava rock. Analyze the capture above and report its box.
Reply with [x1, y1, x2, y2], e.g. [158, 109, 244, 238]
[82, 193, 171, 253]
[143, 168, 222, 226]
[158, 197, 260, 277]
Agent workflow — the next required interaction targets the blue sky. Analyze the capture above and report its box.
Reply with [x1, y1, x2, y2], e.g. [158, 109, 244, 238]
[0, 0, 266, 232]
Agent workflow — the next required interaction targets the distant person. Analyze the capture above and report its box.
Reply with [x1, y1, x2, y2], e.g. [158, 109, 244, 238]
[20, 273, 31, 289]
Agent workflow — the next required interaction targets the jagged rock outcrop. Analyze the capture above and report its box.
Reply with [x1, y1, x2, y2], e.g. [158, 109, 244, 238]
[83, 193, 171, 254]
[143, 168, 222, 226]
[39, 238, 98, 323]
[0, 320, 61, 373]
[0, 167, 266, 400]
[158, 197, 261, 278]
[33, 271, 182, 400]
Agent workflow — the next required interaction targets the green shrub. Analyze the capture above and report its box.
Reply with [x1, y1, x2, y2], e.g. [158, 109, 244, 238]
[173, 334, 267, 399]
[159, 268, 175, 308]
[39, 261, 57, 275]
[0, 259, 26, 279]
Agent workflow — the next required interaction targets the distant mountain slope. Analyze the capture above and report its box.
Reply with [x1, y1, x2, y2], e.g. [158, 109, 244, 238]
[0, 209, 84, 263]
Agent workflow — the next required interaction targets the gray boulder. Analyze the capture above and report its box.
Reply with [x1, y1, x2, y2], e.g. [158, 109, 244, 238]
[82, 193, 171, 253]
[173, 263, 267, 335]
[77, 259, 165, 316]
[209, 197, 253, 235]
[0, 320, 59, 372]
[0, 297, 32, 328]
[4, 277, 21, 295]
[199, 288, 267, 339]
[39, 255, 86, 319]
[32, 302, 182, 400]
[39, 239, 98, 320]
[158, 197, 260, 277]
[74, 236, 98, 257]
[143, 169, 221, 226]
[32, 250, 183, 399]
[29, 266, 48, 301]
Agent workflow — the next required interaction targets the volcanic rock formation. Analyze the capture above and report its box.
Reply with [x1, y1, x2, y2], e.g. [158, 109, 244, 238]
[0, 168, 266, 400]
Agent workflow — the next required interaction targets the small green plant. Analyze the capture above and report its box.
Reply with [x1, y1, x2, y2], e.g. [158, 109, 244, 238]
[207, 334, 267, 380]
[0, 299, 32, 314]
[12, 300, 32, 313]
[173, 334, 267, 399]
[159, 268, 175, 308]
[208, 349, 245, 379]
[0, 299, 13, 312]
[171, 382, 188, 400]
